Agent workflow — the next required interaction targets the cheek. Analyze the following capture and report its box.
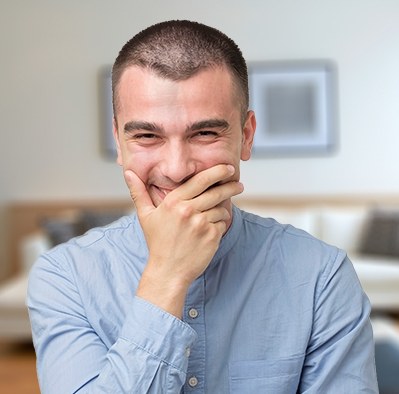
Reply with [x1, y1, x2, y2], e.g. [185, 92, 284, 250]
[212, 139, 241, 162]
[195, 145, 241, 177]
[196, 146, 229, 164]
[120, 146, 155, 183]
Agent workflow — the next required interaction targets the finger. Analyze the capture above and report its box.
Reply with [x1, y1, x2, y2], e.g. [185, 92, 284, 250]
[172, 164, 236, 201]
[204, 206, 231, 223]
[124, 170, 154, 215]
[213, 220, 227, 236]
[193, 180, 244, 212]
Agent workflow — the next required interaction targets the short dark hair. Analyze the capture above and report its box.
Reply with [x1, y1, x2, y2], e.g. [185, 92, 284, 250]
[112, 20, 248, 122]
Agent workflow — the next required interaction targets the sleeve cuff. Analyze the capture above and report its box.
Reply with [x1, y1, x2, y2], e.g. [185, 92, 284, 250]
[119, 296, 197, 371]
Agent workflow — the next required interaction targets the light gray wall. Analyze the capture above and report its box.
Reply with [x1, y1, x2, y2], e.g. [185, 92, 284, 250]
[1, 0, 399, 278]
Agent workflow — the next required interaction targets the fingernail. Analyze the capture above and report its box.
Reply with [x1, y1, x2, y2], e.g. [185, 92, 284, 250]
[124, 170, 133, 181]
[226, 165, 235, 174]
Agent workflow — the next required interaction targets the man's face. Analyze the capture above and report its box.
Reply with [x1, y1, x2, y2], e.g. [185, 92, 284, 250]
[113, 65, 255, 207]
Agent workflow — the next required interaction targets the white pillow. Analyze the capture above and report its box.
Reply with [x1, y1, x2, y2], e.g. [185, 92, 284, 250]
[319, 208, 368, 253]
[239, 206, 320, 237]
[20, 232, 52, 272]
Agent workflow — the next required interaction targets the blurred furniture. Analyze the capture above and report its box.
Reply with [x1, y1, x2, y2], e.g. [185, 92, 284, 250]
[1, 197, 399, 341]
[1, 200, 133, 341]
[0, 274, 32, 341]
[7, 200, 134, 276]
[372, 316, 399, 394]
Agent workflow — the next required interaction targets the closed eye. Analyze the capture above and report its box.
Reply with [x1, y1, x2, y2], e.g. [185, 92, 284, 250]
[125, 132, 162, 145]
[134, 133, 158, 139]
[123, 120, 161, 143]
[189, 119, 229, 141]
[193, 130, 219, 138]
[202, 130, 217, 135]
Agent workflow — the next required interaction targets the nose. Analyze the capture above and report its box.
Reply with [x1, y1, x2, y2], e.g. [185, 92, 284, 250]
[159, 140, 196, 184]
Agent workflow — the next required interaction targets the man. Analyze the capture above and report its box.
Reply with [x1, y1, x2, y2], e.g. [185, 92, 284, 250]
[28, 20, 378, 393]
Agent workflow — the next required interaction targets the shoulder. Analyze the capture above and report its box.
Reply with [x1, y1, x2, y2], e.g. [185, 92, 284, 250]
[237, 208, 346, 277]
[235, 208, 361, 312]
[239, 208, 334, 249]
[73, 214, 137, 248]
[30, 213, 144, 277]
[27, 213, 146, 307]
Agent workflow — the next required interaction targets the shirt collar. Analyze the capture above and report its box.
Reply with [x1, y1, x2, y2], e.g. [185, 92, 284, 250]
[210, 204, 243, 263]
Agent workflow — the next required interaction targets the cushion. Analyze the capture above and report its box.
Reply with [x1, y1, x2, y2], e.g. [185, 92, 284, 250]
[238, 205, 319, 237]
[359, 210, 399, 258]
[79, 210, 125, 233]
[41, 217, 81, 246]
[319, 207, 368, 253]
[41, 210, 126, 246]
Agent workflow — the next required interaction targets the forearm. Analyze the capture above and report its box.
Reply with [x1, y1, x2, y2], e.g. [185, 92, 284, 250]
[28, 258, 197, 394]
[76, 297, 196, 393]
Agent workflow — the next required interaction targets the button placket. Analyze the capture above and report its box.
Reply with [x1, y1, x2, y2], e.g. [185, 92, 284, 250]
[184, 275, 206, 391]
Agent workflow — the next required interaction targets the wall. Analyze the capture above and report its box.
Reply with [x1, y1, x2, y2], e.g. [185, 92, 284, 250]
[1, 0, 398, 279]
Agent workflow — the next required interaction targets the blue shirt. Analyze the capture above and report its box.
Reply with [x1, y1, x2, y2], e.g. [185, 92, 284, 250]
[27, 206, 378, 393]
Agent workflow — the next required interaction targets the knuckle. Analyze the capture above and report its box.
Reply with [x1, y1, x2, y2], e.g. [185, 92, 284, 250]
[162, 195, 175, 209]
[219, 207, 230, 221]
[192, 213, 207, 228]
[209, 222, 225, 239]
[178, 203, 195, 219]
[211, 187, 223, 201]
[217, 221, 227, 235]
[195, 171, 211, 187]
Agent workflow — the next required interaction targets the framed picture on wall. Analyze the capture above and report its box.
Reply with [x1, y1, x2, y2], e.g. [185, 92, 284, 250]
[249, 60, 337, 155]
[99, 66, 117, 160]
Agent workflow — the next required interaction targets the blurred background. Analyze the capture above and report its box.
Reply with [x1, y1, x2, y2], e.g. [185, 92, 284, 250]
[0, 0, 398, 392]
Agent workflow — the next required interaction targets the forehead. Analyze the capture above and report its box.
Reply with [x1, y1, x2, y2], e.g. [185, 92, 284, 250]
[115, 65, 241, 116]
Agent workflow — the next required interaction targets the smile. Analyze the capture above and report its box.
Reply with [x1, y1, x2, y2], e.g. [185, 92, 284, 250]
[154, 185, 174, 198]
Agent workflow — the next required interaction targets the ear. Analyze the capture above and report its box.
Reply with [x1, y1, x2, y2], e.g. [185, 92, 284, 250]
[241, 111, 256, 161]
[113, 117, 123, 166]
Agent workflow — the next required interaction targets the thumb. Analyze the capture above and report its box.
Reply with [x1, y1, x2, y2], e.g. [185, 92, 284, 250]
[124, 170, 154, 215]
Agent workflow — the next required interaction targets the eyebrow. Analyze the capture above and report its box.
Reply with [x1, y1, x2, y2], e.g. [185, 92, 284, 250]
[188, 119, 230, 132]
[123, 118, 230, 134]
[124, 121, 160, 133]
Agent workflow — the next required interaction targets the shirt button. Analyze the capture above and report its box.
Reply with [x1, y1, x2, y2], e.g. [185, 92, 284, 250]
[188, 376, 198, 387]
[188, 308, 199, 319]
[185, 347, 191, 358]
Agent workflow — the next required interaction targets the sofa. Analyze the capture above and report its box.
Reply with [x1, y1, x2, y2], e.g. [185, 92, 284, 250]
[236, 201, 399, 312]
[1, 199, 399, 341]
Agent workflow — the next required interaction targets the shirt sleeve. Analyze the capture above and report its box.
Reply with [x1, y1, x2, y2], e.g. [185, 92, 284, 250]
[27, 254, 197, 394]
[299, 250, 379, 393]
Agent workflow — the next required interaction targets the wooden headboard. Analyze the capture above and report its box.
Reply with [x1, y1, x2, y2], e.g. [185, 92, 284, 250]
[6, 199, 134, 277]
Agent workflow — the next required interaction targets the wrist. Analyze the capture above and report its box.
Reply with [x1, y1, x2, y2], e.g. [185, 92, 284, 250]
[136, 265, 191, 319]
